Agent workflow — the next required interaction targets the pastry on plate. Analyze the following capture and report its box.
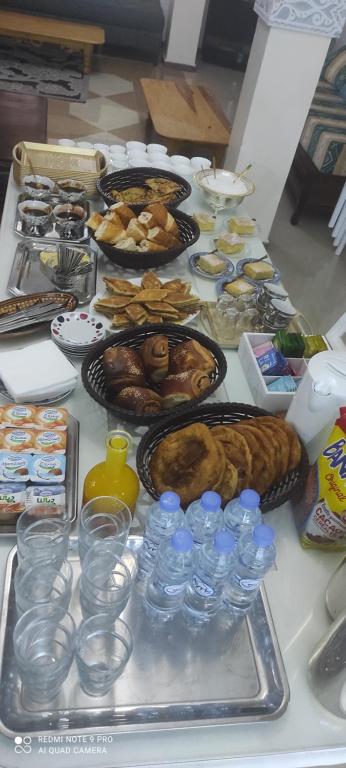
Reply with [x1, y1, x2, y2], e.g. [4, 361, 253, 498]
[193, 212, 215, 232]
[224, 278, 255, 297]
[216, 232, 244, 255]
[243, 260, 275, 280]
[197, 252, 226, 275]
[103, 277, 140, 296]
[227, 216, 256, 235]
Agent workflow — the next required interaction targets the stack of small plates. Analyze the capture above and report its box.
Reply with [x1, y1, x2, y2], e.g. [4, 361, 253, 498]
[51, 312, 106, 357]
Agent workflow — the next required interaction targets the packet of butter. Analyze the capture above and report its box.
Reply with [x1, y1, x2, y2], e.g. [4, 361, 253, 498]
[294, 408, 346, 550]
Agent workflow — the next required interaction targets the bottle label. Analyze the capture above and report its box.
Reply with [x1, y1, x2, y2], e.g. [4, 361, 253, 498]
[192, 573, 215, 597]
[163, 583, 186, 596]
[237, 577, 260, 591]
[143, 538, 159, 557]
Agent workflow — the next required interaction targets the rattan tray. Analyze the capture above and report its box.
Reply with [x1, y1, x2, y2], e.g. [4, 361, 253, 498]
[13, 142, 107, 197]
[136, 401, 309, 512]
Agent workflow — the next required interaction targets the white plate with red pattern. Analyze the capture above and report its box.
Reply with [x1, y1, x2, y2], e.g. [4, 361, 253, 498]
[51, 311, 106, 352]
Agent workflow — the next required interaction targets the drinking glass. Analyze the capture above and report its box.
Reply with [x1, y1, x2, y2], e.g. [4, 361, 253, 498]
[79, 548, 133, 619]
[15, 558, 73, 615]
[16, 511, 70, 566]
[76, 614, 133, 696]
[13, 605, 75, 703]
[79, 497, 131, 562]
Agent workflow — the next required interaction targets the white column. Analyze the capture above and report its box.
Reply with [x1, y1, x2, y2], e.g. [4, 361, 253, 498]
[226, 19, 330, 240]
[165, 0, 207, 67]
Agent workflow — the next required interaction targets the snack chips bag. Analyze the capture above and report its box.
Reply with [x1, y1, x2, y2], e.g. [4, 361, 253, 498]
[294, 408, 346, 550]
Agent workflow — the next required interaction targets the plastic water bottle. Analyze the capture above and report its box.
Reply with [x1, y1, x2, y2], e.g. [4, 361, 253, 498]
[186, 491, 223, 547]
[144, 528, 194, 621]
[223, 523, 276, 611]
[137, 492, 184, 581]
[183, 530, 237, 624]
[223, 489, 261, 540]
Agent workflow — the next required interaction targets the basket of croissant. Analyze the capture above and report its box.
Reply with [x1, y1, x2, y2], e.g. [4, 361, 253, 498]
[136, 402, 309, 512]
[86, 202, 199, 269]
[81, 325, 227, 425]
[96, 167, 191, 211]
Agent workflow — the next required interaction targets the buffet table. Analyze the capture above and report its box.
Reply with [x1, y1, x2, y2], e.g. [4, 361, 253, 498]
[0, 169, 345, 767]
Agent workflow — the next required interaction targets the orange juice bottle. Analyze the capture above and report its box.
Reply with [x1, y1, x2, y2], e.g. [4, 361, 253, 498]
[82, 430, 140, 515]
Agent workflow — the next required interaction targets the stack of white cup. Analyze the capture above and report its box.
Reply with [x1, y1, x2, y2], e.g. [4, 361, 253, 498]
[58, 138, 212, 177]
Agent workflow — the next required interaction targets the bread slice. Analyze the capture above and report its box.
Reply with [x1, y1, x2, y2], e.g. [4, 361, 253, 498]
[147, 227, 180, 249]
[95, 220, 126, 244]
[138, 212, 156, 230]
[109, 202, 136, 225]
[86, 212, 103, 230]
[104, 210, 122, 225]
[138, 239, 166, 252]
[126, 218, 147, 243]
[115, 237, 137, 250]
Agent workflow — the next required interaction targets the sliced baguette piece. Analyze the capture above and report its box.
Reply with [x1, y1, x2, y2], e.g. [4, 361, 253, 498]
[138, 239, 166, 253]
[147, 227, 180, 249]
[126, 218, 147, 243]
[109, 202, 136, 225]
[138, 211, 156, 230]
[115, 237, 137, 250]
[95, 220, 122, 243]
[86, 212, 104, 230]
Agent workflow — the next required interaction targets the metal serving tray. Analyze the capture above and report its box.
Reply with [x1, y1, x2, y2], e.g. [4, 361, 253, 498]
[7, 240, 97, 306]
[14, 194, 90, 243]
[0, 535, 289, 737]
[0, 415, 79, 535]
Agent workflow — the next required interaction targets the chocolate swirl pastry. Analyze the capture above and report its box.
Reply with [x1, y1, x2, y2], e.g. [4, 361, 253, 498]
[169, 340, 215, 376]
[139, 334, 169, 383]
[160, 370, 211, 409]
[114, 386, 162, 415]
[103, 347, 145, 394]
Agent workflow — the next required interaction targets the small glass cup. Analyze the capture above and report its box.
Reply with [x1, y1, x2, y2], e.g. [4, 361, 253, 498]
[56, 179, 87, 204]
[15, 557, 73, 615]
[23, 174, 55, 200]
[76, 614, 133, 696]
[13, 605, 75, 703]
[79, 548, 133, 619]
[18, 199, 52, 235]
[16, 511, 70, 566]
[79, 497, 131, 562]
[53, 204, 87, 240]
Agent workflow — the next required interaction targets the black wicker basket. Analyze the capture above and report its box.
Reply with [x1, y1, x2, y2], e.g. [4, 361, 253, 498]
[81, 324, 227, 426]
[89, 206, 200, 270]
[136, 401, 309, 512]
[97, 166, 191, 211]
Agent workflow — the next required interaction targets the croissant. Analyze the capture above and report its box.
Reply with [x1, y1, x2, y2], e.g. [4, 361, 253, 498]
[159, 369, 211, 409]
[114, 386, 162, 415]
[169, 340, 215, 375]
[103, 347, 145, 393]
[139, 335, 169, 383]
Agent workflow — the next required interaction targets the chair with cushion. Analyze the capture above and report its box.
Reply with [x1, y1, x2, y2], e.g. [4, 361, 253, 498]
[287, 46, 346, 224]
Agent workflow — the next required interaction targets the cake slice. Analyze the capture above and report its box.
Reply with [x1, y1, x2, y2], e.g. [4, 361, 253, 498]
[227, 216, 256, 235]
[197, 252, 226, 275]
[216, 232, 244, 254]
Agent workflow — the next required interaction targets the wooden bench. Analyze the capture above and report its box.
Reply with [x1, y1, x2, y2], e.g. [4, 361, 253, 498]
[140, 78, 231, 167]
[0, 10, 105, 74]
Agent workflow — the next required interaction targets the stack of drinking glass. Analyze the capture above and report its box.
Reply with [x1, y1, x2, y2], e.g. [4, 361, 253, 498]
[13, 497, 137, 702]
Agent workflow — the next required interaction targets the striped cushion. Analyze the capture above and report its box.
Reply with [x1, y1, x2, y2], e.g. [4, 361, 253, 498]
[323, 47, 346, 94]
[300, 77, 346, 175]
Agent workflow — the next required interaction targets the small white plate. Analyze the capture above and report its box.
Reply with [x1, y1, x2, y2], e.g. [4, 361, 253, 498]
[51, 312, 106, 346]
[90, 278, 200, 331]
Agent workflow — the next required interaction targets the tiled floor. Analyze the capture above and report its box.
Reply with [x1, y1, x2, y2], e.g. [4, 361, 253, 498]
[46, 53, 346, 334]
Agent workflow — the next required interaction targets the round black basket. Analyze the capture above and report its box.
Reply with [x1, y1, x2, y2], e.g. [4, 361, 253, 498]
[89, 205, 200, 270]
[81, 324, 227, 426]
[136, 401, 309, 512]
[97, 166, 191, 211]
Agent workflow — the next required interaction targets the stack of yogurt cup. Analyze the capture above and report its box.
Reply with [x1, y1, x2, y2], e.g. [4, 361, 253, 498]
[58, 138, 211, 178]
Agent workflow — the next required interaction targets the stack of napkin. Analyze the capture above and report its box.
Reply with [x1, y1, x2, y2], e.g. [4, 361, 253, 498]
[0, 340, 78, 402]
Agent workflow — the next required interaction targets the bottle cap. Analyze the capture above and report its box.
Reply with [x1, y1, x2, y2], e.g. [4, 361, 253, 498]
[201, 491, 221, 512]
[159, 491, 181, 513]
[239, 489, 260, 511]
[214, 529, 236, 554]
[253, 523, 275, 546]
[171, 528, 193, 552]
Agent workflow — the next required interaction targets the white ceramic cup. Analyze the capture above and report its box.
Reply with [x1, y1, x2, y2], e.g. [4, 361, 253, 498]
[173, 164, 193, 178]
[109, 144, 126, 155]
[171, 155, 191, 167]
[126, 141, 146, 152]
[154, 161, 172, 171]
[147, 143, 167, 155]
[110, 158, 129, 170]
[129, 158, 150, 168]
[94, 143, 110, 154]
[148, 153, 171, 164]
[59, 139, 75, 147]
[127, 151, 147, 161]
[191, 156, 212, 170]
[76, 141, 93, 149]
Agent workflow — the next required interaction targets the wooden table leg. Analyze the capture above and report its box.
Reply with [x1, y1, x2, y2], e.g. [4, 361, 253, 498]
[83, 43, 93, 74]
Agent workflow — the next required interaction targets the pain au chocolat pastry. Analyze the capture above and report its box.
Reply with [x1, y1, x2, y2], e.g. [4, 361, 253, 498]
[114, 386, 162, 415]
[169, 339, 215, 376]
[160, 370, 211, 409]
[139, 334, 169, 383]
[103, 347, 145, 394]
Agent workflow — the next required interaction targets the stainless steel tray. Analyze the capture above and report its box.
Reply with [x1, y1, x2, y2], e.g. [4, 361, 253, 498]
[0, 415, 79, 535]
[14, 194, 90, 243]
[0, 535, 289, 737]
[7, 240, 97, 306]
